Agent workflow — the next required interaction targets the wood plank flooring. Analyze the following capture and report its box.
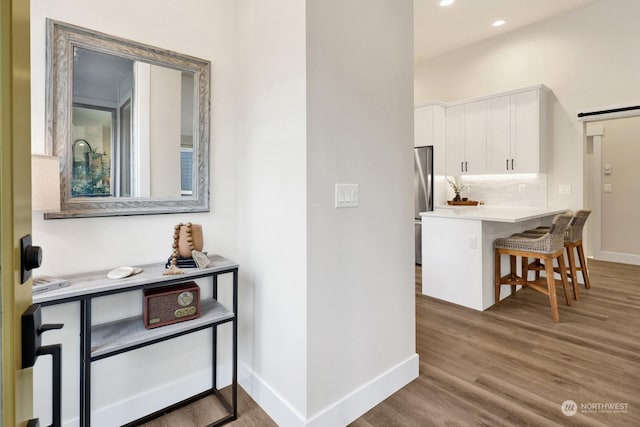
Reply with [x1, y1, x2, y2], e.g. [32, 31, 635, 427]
[144, 259, 640, 426]
[352, 260, 640, 427]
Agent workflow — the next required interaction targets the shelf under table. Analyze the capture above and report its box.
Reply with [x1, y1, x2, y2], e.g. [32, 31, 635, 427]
[91, 298, 233, 359]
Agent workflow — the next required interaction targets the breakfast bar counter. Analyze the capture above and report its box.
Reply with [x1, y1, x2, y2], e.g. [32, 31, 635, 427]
[420, 206, 567, 310]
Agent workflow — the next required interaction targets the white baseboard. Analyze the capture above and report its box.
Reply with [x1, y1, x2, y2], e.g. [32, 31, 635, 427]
[240, 353, 419, 427]
[238, 364, 307, 427]
[62, 365, 232, 427]
[306, 354, 419, 427]
[59, 354, 418, 427]
[597, 251, 640, 266]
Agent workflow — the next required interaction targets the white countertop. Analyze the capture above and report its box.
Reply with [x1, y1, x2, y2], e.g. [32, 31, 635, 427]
[420, 206, 568, 223]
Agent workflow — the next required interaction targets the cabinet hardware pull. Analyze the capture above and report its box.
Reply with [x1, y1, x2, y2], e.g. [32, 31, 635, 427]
[511, 158, 514, 170]
[506, 159, 509, 170]
[465, 162, 468, 172]
[461, 161, 463, 172]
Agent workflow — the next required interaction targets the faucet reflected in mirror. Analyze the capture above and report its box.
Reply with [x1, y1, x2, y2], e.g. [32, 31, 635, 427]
[71, 139, 110, 197]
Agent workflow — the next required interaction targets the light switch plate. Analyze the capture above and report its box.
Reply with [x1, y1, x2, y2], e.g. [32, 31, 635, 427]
[335, 184, 359, 208]
[604, 183, 612, 193]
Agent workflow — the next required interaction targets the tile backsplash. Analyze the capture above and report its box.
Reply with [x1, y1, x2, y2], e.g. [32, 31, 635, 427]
[435, 174, 547, 207]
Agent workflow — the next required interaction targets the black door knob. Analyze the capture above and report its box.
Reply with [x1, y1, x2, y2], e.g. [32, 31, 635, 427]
[21, 234, 43, 283]
[25, 245, 43, 270]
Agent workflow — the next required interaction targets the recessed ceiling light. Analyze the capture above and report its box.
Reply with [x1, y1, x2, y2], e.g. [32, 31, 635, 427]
[439, 0, 455, 6]
[493, 19, 506, 27]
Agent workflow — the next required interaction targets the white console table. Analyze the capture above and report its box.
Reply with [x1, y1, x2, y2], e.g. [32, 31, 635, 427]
[34, 254, 238, 427]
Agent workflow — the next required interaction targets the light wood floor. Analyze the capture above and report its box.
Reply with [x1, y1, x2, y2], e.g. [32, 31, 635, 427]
[146, 259, 640, 426]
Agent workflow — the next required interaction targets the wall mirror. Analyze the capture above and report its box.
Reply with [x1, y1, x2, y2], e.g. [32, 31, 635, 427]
[45, 19, 210, 218]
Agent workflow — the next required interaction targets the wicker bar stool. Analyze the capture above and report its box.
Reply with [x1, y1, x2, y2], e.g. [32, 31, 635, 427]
[494, 213, 573, 322]
[521, 210, 592, 300]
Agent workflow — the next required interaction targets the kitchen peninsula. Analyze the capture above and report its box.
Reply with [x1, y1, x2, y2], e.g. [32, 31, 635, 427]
[420, 206, 567, 311]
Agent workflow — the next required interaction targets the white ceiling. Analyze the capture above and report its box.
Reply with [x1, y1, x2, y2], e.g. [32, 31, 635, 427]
[414, 0, 598, 64]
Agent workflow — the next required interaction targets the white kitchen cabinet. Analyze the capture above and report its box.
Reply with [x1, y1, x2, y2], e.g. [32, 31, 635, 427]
[419, 84, 549, 177]
[415, 105, 434, 147]
[445, 101, 486, 175]
[512, 90, 541, 173]
[464, 101, 487, 175]
[421, 207, 567, 310]
[487, 95, 512, 173]
[445, 104, 464, 175]
[486, 88, 547, 174]
[415, 103, 446, 175]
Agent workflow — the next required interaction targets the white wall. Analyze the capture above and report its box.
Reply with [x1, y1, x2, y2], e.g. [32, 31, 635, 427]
[598, 117, 640, 258]
[414, 0, 640, 213]
[306, 0, 417, 422]
[31, 1, 417, 425]
[30, 0, 238, 425]
[235, 0, 417, 425]
[234, 0, 309, 423]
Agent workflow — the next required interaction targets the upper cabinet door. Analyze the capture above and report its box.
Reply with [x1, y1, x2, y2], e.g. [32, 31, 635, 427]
[441, 85, 548, 176]
[486, 95, 511, 173]
[485, 89, 542, 174]
[415, 105, 434, 148]
[415, 104, 446, 175]
[432, 105, 446, 175]
[463, 100, 487, 175]
[445, 105, 465, 175]
[511, 90, 540, 173]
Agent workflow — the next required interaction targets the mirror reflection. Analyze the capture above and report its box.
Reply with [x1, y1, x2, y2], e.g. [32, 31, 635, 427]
[46, 19, 210, 218]
[71, 47, 195, 199]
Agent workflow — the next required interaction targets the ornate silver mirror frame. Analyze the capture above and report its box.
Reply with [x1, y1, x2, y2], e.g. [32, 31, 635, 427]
[45, 19, 210, 218]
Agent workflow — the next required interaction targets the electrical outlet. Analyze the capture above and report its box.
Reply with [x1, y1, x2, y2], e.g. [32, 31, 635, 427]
[469, 237, 477, 249]
[558, 184, 571, 195]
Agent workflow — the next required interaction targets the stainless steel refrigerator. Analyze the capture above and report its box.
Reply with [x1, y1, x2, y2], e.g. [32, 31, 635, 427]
[414, 146, 434, 265]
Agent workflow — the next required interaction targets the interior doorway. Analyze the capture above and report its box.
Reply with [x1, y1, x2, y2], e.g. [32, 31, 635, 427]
[584, 114, 640, 265]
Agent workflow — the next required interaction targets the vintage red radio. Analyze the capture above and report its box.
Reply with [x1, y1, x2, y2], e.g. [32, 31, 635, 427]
[143, 282, 200, 329]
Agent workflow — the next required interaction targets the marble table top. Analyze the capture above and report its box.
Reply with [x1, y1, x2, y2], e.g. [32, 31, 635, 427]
[33, 254, 238, 305]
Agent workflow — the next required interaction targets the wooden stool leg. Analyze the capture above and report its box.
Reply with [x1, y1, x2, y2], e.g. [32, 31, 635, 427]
[558, 252, 572, 306]
[521, 256, 528, 281]
[495, 249, 501, 304]
[566, 245, 579, 300]
[577, 243, 591, 289]
[544, 258, 560, 322]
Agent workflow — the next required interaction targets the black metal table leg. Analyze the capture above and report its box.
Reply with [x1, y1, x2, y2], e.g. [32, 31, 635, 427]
[212, 274, 218, 389]
[232, 268, 238, 419]
[80, 299, 91, 427]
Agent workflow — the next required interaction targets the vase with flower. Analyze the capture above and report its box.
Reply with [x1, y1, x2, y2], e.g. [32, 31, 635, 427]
[446, 176, 467, 202]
